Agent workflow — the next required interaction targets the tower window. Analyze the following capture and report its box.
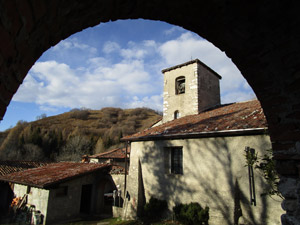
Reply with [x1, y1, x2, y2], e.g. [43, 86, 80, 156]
[175, 76, 185, 94]
[174, 110, 180, 119]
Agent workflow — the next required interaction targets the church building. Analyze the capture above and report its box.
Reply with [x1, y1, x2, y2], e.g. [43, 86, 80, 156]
[122, 59, 283, 225]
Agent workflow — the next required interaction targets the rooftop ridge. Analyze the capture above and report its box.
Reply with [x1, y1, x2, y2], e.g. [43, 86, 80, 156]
[161, 58, 222, 79]
[122, 99, 266, 141]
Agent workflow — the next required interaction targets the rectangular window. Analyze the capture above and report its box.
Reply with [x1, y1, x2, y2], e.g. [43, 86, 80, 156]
[175, 77, 185, 94]
[164, 147, 183, 175]
[56, 186, 68, 197]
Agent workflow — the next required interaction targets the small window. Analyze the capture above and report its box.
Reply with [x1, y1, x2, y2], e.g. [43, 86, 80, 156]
[164, 147, 183, 175]
[174, 110, 180, 119]
[175, 76, 185, 94]
[56, 186, 68, 197]
[26, 186, 31, 194]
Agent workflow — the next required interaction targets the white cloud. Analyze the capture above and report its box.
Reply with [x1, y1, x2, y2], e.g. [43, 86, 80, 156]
[39, 105, 59, 112]
[103, 41, 120, 54]
[221, 91, 256, 104]
[52, 38, 97, 54]
[119, 41, 154, 60]
[12, 75, 42, 102]
[164, 26, 185, 35]
[125, 95, 163, 111]
[14, 59, 161, 111]
[158, 32, 255, 104]
[14, 29, 255, 112]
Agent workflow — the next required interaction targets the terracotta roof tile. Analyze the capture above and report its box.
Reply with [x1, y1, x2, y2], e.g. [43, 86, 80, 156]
[0, 161, 49, 176]
[0, 162, 110, 188]
[110, 165, 126, 174]
[122, 100, 267, 141]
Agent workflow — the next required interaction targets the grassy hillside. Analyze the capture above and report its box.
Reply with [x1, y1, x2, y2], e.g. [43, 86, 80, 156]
[0, 107, 161, 162]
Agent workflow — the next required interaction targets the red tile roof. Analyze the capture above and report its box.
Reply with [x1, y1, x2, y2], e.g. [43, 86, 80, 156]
[89, 147, 130, 159]
[122, 100, 268, 141]
[0, 162, 111, 188]
[0, 161, 49, 176]
[110, 165, 126, 174]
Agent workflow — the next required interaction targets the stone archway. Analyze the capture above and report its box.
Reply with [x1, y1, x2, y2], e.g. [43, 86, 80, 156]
[0, 1, 299, 224]
[96, 176, 116, 216]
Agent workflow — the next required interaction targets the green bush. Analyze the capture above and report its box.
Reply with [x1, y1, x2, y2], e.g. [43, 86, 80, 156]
[143, 197, 168, 221]
[173, 202, 209, 225]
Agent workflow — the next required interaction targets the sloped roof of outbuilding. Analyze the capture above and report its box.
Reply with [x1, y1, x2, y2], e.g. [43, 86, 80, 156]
[0, 162, 111, 188]
[88, 147, 130, 159]
[0, 161, 49, 176]
[122, 99, 268, 141]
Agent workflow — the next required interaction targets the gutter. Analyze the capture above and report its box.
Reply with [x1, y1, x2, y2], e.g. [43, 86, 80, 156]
[122, 128, 268, 142]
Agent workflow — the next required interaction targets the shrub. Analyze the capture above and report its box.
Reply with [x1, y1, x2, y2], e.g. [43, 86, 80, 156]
[173, 202, 209, 225]
[143, 197, 168, 221]
[69, 109, 90, 120]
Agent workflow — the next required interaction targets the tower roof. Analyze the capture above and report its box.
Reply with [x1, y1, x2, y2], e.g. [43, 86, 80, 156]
[162, 59, 222, 79]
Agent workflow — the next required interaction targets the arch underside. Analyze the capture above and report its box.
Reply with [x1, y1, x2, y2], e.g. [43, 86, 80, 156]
[0, 1, 299, 224]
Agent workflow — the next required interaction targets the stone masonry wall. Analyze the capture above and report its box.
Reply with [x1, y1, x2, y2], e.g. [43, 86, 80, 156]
[198, 64, 221, 112]
[163, 62, 199, 123]
[162, 60, 220, 123]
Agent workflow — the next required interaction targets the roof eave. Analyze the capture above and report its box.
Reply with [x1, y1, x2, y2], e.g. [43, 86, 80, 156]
[44, 165, 111, 188]
[0, 165, 112, 189]
[0, 177, 45, 189]
[122, 128, 268, 142]
[162, 59, 222, 80]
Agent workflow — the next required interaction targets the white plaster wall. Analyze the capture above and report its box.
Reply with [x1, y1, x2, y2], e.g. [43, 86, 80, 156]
[125, 134, 284, 225]
[111, 174, 125, 193]
[14, 184, 49, 225]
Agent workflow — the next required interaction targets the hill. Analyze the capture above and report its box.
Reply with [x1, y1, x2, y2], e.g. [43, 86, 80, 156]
[0, 107, 161, 162]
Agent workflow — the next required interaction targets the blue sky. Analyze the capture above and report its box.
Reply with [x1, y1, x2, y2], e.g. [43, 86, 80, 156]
[0, 19, 255, 131]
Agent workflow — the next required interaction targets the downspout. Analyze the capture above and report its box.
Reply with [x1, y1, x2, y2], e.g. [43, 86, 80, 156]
[124, 141, 129, 196]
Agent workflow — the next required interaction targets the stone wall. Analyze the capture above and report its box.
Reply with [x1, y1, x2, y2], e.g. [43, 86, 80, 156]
[197, 63, 221, 112]
[14, 184, 49, 224]
[162, 60, 220, 123]
[163, 62, 199, 122]
[124, 134, 283, 225]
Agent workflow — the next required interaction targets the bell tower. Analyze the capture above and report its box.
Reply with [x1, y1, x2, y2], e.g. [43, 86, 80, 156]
[162, 59, 222, 123]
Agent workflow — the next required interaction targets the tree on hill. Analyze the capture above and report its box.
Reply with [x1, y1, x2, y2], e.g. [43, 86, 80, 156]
[0, 107, 162, 162]
[55, 135, 95, 161]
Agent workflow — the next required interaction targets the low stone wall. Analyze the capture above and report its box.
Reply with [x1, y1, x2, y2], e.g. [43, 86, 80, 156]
[113, 206, 124, 218]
